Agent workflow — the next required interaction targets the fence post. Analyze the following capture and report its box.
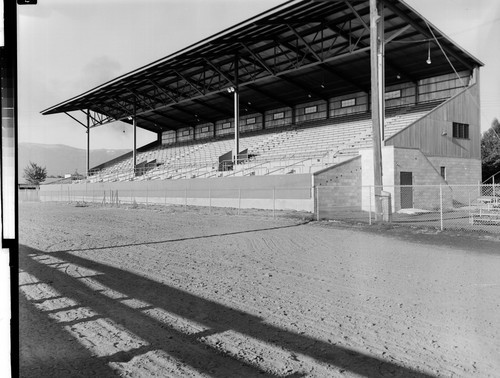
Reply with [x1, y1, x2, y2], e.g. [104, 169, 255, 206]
[273, 187, 276, 219]
[316, 186, 320, 221]
[468, 191, 471, 222]
[439, 184, 444, 231]
[238, 188, 241, 215]
[369, 186, 372, 225]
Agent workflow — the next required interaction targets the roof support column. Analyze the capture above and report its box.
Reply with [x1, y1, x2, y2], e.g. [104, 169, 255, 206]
[133, 104, 137, 174]
[86, 110, 90, 177]
[233, 55, 240, 166]
[370, 0, 384, 218]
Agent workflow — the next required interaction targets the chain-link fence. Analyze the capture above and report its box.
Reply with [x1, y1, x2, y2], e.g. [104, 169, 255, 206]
[34, 185, 313, 219]
[316, 184, 500, 232]
[25, 182, 500, 232]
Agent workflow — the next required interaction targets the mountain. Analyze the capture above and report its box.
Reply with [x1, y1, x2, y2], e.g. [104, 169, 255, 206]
[18, 143, 130, 180]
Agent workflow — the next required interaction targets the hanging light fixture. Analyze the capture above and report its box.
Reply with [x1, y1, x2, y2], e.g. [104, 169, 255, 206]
[426, 41, 432, 65]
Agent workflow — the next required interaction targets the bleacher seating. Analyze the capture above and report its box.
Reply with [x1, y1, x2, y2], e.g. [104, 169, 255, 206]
[86, 100, 444, 182]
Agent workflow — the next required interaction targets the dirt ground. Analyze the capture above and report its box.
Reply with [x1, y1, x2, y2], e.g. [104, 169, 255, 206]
[18, 202, 500, 377]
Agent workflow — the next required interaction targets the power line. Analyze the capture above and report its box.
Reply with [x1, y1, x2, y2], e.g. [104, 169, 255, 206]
[424, 20, 500, 140]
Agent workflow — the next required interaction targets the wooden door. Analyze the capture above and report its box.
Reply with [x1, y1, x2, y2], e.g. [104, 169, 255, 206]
[400, 172, 413, 209]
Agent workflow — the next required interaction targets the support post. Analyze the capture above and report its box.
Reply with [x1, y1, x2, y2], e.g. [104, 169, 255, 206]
[233, 56, 240, 166]
[316, 186, 320, 221]
[238, 188, 241, 215]
[439, 184, 444, 231]
[133, 104, 137, 174]
[369, 185, 372, 225]
[86, 110, 90, 177]
[370, 0, 384, 217]
[273, 187, 276, 219]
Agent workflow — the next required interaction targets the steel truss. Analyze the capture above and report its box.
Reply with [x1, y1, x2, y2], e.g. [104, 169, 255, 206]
[46, 0, 479, 134]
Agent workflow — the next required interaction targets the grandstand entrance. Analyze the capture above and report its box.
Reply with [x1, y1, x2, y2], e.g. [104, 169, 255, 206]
[400, 172, 413, 209]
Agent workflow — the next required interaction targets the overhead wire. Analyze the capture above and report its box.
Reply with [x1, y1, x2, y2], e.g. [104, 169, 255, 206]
[423, 19, 500, 141]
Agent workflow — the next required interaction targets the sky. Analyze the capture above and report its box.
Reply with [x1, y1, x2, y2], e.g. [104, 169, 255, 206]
[17, 0, 500, 150]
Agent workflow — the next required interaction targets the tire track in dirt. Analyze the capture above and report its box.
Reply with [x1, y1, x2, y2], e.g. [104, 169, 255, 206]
[19, 202, 500, 377]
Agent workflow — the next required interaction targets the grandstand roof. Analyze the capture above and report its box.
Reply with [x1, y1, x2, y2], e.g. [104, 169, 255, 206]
[41, 0, 483, 133]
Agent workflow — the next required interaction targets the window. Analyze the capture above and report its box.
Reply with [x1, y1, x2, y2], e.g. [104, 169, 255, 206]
[385, 89, 401, 100]
[341, 98, 355, 108]
[304, 105, 317, 114]
[273, 111, 284, 120]
[440, 166, 446, 180]
[222, 122, 231, 129]
[200, 126, 209, 133]
[452, 122, 469, 139]
[245, 117, 256, 125]
[182, 130, 190, 136]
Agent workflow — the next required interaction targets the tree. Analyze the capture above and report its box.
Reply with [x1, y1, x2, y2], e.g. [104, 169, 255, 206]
[481, 118, 500, 182]
[23, 161, 47, 186]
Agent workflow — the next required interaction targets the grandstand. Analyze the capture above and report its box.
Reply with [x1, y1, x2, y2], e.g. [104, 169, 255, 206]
[41, 0, 483, 214]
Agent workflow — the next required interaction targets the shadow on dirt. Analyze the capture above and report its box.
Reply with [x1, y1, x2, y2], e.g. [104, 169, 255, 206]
[18, 293, 122, 378]
[19, 244, 434, 378]
[47, 221, 311, 254]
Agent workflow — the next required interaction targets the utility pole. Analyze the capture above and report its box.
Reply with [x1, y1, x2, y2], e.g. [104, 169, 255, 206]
[370, 0, 384, 218]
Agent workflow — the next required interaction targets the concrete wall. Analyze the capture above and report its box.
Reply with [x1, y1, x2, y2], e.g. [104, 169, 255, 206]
[314, 156, 362, 210]
[426, 156, 481, 186]
[39, 174, 314, 212]
[360, 146, 480, 211]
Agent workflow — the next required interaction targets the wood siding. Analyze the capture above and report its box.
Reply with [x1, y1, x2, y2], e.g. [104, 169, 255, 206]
[385, 84, 480, 159]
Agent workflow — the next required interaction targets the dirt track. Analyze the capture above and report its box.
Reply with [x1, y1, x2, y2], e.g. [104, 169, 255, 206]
[18, 202, 500, 377]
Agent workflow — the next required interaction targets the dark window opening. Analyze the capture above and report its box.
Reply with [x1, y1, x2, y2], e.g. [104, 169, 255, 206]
[440, 166, 446, 180]
[452, 122, 469, 139]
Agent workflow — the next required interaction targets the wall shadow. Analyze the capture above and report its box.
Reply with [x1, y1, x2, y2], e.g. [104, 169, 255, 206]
[19, 244, 435, 378]
[51, 221, 311, 254]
